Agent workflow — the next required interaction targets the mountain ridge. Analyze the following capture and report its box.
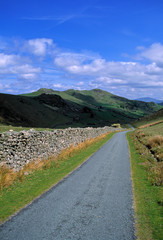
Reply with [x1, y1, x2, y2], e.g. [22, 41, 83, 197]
[0, 88, 162, 128]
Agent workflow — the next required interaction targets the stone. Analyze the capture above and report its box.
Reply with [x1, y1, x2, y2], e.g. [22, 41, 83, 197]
[0, 126, 122, 170]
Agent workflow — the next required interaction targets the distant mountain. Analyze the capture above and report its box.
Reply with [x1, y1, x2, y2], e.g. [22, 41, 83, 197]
[136, 97, 163, 104]
[0, 88, 162, 128]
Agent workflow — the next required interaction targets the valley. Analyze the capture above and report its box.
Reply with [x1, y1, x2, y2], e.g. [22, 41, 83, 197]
[0, 88, 162, 129]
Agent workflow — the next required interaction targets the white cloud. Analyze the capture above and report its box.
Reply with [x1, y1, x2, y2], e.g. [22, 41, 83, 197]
[0, 52, 41, 81]
[53, 83, 67, 89]
[18, 73, 39, 81]
[0, 38, 163, 99]
[54, 52, 95, 68]
[10, 64, 41, 74]
[23, 14, 75, 25]
[27, 38, 54, 56]
[77, 81, 84, 86]
[145, 62, 163, 75]
[96, 76, 127, 84]
[55, 54, 105, 75]
[54, 47, 163, 92]
[139, 43, 163, 66]
[0, 53, 20, 68]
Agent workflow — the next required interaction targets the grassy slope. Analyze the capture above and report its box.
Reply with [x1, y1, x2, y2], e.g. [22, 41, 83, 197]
[0, 93, 71, 128]
[133, 109, 163, 128]
[22, 88, 162, 126]
[127, 115, 163, 240]
[141, 122, 163, 136]
[53, 89, 163, 128]
[0, 132, 114, 223]
[56, 88, 161, 115]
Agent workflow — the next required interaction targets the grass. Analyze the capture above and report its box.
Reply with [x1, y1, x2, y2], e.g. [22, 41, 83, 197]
[140, 122, 163, 137]
[127, 127, 163, 240]
[135, 123, 163, 163]
[137, 121, 163, 129]
[0, 132, 115, 223]
[147, 135, 163, 148]
[133, 109, 163, 128]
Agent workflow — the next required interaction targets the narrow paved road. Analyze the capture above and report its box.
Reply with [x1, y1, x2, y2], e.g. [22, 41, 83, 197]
[0, 131, 136, 240]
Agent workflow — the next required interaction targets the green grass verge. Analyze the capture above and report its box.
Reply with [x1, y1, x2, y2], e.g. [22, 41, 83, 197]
[127, 132, 163, 240]
[0, 132, 115, 223]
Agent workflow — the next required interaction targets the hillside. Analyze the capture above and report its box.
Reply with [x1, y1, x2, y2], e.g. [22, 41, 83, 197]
[132, 108, 163, 128]
[0, 93, 71, 128]
[0, 88, 162, 128]
[23, 87, 162, 117]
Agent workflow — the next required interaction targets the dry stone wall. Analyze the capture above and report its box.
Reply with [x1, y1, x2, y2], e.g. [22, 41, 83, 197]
[0, 126, 120, 171]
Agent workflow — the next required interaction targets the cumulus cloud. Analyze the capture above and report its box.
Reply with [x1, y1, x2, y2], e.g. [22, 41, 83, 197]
[0, 53, 20, 68]
[0, 52, 41, 81]
[54, 53, 144, 79]
[54, 53, 105, 75]
[27, 38, 54, 56]
[53, 83, 71, 90]
[53, 83, 65, 88]
[0, 38, 163, 99]
[139, 43, 163, 67]
[54, 52, 95, 68]
[54, 48, 163, 93]
[10, 64, 41, 74]
[18, 73, 39, 81]
[77, 81, 84, 86]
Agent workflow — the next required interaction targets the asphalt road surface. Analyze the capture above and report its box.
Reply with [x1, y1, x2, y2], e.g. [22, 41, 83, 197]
[0, 131, 136, 240]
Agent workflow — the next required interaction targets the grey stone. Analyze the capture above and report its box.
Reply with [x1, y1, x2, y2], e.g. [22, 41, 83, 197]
[0, 126, 123, 170]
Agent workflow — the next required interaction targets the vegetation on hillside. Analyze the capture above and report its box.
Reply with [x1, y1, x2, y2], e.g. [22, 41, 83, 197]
[133, 108, 163, 128]
[0, 93, 71, 128]
[6, 88, 160, 128]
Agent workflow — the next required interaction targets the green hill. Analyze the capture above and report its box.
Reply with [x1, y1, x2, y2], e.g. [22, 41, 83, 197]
[1, 88, 162, 128]
[22, 88, 56, 96]
[0, 93, 71, 128]
[23, 88, 162, 117]
[132, 108, 163, 128]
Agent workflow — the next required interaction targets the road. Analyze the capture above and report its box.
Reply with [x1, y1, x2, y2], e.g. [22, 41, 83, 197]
[127, 124, 135, 130]
[0, 131, 136, 240]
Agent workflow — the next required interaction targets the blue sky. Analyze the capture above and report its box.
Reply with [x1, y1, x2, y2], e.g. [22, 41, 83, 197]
[0, 0, 163, 99]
